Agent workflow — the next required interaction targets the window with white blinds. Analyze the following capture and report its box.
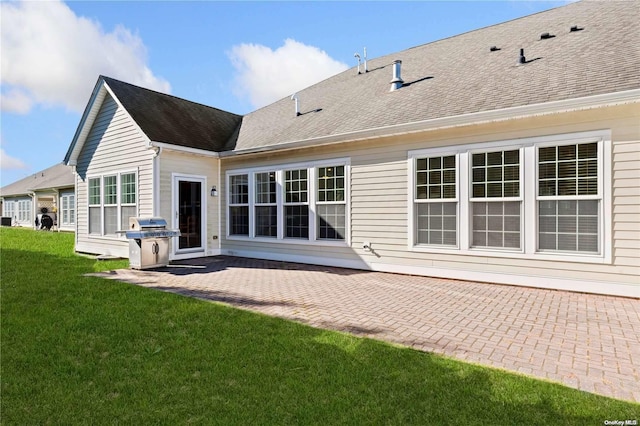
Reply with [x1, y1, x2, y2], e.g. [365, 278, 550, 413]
[470, 149, 521, 250]
[409, 131, 609, 262]
[537, 142, 600, 253]
[414, 155, 457, 246]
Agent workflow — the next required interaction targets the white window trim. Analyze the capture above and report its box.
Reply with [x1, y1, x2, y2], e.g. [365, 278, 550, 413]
[3, 200, 16, 221]
[467, 147, 524, 252]
[411, 153, 460, 249]
[87, 169, 138, 240]
[226, 158, 351, 247]
[408, 130, 612, 264]
[60, 193, 75, 226]
[282, 168, 310, 241]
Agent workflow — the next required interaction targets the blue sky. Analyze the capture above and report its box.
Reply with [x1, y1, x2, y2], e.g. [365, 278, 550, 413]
[0, 0, 565, 186]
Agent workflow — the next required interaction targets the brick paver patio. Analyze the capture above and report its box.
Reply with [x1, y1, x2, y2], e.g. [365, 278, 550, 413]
[95, 256, 640, 402]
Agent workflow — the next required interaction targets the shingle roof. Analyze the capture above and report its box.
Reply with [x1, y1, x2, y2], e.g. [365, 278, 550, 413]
[102, 77, 242, 152]
[232, 1, 640, 151]
[1, 163, 74, 197]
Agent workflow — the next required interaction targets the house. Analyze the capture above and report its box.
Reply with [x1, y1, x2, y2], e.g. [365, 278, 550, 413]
[64, 1, 640, 298]
[0, 163, 76, 231]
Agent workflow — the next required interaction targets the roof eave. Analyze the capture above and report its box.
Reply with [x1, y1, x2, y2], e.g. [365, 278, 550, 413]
[64, 77, 108, 166]
[220, 89, 640, 158]
[149, 141, 220, 158]
[65, 77, 153, 166]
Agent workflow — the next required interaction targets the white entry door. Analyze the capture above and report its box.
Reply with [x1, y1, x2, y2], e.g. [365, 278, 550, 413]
[172, 175, 206, 257]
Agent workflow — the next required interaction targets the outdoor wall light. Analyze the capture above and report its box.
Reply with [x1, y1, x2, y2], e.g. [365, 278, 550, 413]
[210, 186, 218, 197]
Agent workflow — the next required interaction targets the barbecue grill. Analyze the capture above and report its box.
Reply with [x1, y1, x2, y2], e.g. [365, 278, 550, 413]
[124, 217, 180, 269]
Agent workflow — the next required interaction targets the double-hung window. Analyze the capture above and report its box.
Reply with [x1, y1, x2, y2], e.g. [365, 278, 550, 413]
[414, 155, 457, 246]
[537, 142, 600, 253]
[88, 178, 101, 235]
[471, 149, 522, 249]
[255, 172, 277, 237]
[103, 175, 118, 235]
[227, 159, 349, 244]
[409, 130, 608, 263]
[229, 174, 249, 236]
[3, 200, 16, 220]
[120, 173, 137, 230]
[17, 200, 31, 222]
[284, 169, 309, 239]
[61, 193, 75, 226]
[88, 172, 137, 237]
[317, 166, 346, 240]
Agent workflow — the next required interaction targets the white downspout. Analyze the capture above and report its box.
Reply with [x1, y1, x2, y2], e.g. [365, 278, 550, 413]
[53, 188, 60, 232]
[28, 191, 36, 229]
[217, 157, 222, 255]
[152, 146, 162, 217]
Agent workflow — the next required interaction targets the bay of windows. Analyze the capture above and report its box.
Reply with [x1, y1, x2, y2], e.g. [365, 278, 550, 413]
[228, 161, 348, 243]
[410, 132, 607, 261]
[88, 172, 137, 236]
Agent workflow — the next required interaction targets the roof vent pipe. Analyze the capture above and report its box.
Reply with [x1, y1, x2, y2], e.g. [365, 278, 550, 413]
[291, 93, 301, 116]
[519, 48, 526, 64]
[389, 60, 403, 91]
[354, 53, 362, 74]
[363, 47, 368, 73]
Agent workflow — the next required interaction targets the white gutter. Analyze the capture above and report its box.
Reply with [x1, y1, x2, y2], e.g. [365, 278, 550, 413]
[149, 141, 220, 158]
[220, 88, 640, 158]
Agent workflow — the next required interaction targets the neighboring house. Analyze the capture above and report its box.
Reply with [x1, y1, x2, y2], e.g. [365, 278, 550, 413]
[0, 163, 76, 231]
[64, 1, 640, 297]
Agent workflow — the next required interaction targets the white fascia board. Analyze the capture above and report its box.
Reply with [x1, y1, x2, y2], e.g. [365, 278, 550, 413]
[149, 141, 220, 157]
[65, 81, 108, 166]
[65, 78, 154, 166]
[220, 89, 640, 158]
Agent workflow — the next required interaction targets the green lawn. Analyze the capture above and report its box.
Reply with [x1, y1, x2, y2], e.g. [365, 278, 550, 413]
[1, 227, 637, 424]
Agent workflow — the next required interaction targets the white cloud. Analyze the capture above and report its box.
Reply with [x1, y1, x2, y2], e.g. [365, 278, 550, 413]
[0, 88, 33, 114]
[0, 149, 28, 171]
[228, 38, 348, 109]
[0, 0, 170, 114]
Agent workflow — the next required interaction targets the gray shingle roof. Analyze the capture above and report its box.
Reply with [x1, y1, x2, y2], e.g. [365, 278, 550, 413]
[102, 77, 242, 152]
[1, 163, 74, 197]
[232, 1, 640, 151]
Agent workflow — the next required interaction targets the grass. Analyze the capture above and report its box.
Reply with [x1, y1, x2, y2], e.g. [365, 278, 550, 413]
[1, 227, 638, 424]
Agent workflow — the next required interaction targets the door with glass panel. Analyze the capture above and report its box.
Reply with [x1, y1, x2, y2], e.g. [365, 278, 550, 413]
[173, 176, 205, 253]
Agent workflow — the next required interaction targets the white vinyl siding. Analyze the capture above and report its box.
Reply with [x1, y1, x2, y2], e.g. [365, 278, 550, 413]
[75, 93, 152, 257]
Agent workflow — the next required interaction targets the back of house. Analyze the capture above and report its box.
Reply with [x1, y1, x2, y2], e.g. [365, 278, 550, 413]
[65, 0, 640, 297]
